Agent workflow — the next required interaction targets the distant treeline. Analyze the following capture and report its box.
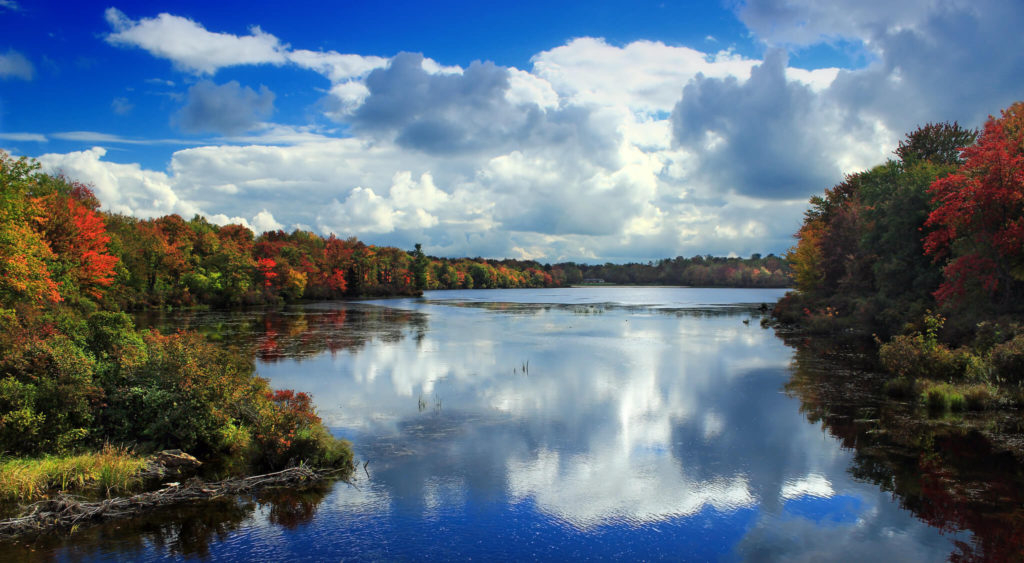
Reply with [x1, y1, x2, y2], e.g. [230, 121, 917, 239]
[102, 214, 791, 307]
[559, 255, 791, 287]
[101, 215, 567, 308]
[2, 150, 792, 313]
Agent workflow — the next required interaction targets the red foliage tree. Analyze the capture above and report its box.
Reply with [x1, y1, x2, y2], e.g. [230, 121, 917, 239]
[68, 198, 119, 296]
[924, 103, 1024, 306]
[325, 268, 348, 293]
[257, 257, 279, 288]
[217, 223, 255, 252]
[36, 183, 119, 300]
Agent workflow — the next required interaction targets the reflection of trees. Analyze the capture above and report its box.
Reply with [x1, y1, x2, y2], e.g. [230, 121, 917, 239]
[134, 304, 428, 362]
[428, 300, 771, 320]
[261, 481, 333, 529]
[0, 484, 335, 561]
[781, 333, 1024, 561]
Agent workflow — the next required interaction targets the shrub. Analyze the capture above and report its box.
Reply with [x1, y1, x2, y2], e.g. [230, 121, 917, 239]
[248, 389, 353, 471]
[879, 334, 960, 380]
[963, 354, 995, 382]
[88, 311, 147, 373]
[802, 305, 846, 334]
[883, 377, 918, 398]
[963, 384, 996, 410]
[6, 333, 100, 454]
[973, 321, 1009, 353]
[0, 377, 45, 454]
[103, 330, 261, 456]
[880, 334, 926, 378]
[219, 421, 253, 456]
[878, 313, 964, 381]
[93, 329, 352, 473]
[989, 334, 1024, 385]
[771, 292, 807, 324]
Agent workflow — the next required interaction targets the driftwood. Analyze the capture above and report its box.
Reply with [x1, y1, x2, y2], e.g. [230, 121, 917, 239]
[0, 465, 351, 539]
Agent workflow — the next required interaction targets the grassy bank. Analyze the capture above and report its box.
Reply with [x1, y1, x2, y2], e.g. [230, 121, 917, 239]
[0, 445, 146, 503]
[0, 435, 353, 508]
[769, 310, 1024, 415]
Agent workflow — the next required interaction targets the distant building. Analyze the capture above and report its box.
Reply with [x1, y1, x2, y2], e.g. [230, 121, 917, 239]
[582, 278, 605, 284]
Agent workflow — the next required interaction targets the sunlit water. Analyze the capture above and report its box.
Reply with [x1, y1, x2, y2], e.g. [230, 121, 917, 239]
[12, 288, 973, 561]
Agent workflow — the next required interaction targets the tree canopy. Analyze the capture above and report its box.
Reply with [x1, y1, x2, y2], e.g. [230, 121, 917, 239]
[778, 103, 1023, 336]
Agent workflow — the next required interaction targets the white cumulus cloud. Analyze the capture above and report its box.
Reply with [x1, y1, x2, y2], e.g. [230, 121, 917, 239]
[24, 3, 1021, 263]
[104, 8, 289, 74]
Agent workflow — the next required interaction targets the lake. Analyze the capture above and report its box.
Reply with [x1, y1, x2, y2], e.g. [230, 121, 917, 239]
[6, 287, 1016, 561]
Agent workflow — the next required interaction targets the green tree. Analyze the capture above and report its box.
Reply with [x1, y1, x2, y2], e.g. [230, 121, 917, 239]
[412, 243, 429, 291]
[895, 122, 978, 166]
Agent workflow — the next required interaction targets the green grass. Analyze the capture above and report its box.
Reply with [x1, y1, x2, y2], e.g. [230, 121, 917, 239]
[921, 382, 968, 414]
[0, 444, 147, 502]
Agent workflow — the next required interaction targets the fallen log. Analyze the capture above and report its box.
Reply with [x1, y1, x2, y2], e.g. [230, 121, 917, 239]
[0, 465, 351, 539]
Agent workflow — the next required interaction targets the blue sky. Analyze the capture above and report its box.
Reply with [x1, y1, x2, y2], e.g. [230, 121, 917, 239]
[1, 1, 1022, 262]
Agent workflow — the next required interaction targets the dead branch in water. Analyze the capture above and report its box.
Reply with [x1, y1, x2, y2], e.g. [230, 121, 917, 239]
[0, 465, 352, 539]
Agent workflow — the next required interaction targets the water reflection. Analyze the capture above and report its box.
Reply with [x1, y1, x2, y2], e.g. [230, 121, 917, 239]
[135, 304, 429, 362]
[781, 333, 1024, 560]
[0, 484, 334, 562]
[4, 289, 987, 560]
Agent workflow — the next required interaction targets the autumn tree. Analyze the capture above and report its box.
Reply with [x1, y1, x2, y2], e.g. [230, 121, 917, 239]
[924, 103, 1024, 309]
[777, 120, 975, 332]
[35, 182, 119, 300]
[0, 153, 61, 306]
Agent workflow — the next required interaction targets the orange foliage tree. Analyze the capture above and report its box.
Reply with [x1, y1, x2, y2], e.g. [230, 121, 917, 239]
[30, 181, 119, 302]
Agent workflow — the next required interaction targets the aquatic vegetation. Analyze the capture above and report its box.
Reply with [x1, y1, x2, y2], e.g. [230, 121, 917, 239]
[921, 383, 966, 413]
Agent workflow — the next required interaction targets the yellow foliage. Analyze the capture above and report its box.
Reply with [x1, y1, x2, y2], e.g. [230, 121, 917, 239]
[787, 220, 825, 293]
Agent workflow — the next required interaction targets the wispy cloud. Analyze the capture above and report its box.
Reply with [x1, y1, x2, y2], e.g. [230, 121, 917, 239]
[51, 131, 198, 145]
[0, 132, 47, 142]
[111, 97, 134, 115]
[214, 124, 338, 145]
[0, 49, 34, 80]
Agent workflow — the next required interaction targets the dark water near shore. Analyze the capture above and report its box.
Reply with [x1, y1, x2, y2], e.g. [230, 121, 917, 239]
[6, 287, 1024, 561]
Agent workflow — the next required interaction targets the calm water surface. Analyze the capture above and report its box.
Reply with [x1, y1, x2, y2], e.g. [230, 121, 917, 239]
[9, 288, 988, 560]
